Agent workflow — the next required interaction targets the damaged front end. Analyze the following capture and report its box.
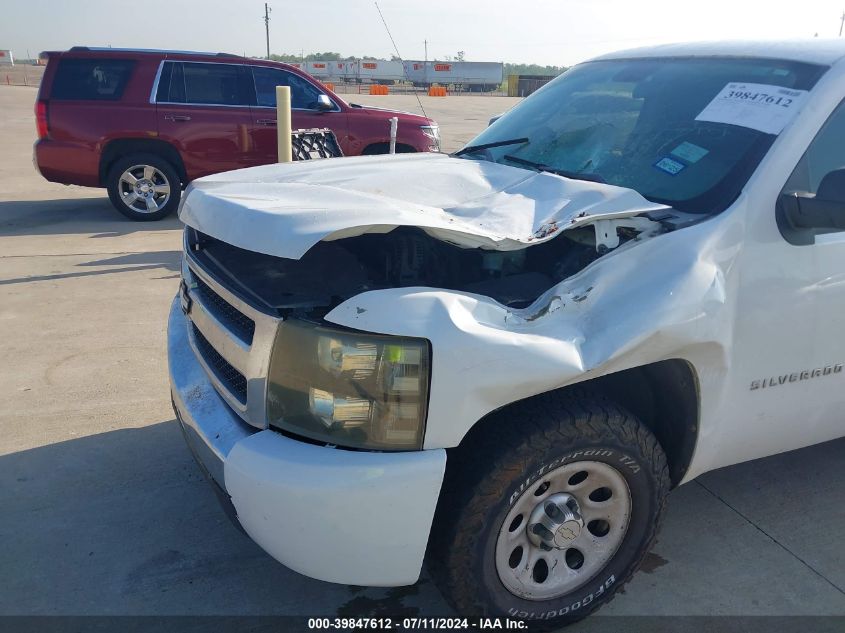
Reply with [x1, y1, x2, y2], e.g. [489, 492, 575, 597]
[179, 153, 724, 453]
[180, 213, 665, 453]
[183, 201, 678, 322]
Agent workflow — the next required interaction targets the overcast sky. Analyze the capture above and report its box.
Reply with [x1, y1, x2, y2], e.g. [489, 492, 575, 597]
[1, 0, 843, 66]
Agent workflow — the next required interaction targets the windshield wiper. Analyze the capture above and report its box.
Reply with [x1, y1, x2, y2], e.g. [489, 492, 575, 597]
[503, 154, 607, 184]
[454, 137, 530, 157]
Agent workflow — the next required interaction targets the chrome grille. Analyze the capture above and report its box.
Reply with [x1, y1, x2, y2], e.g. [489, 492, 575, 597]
[182, 237, 281, 429]
[191, 324, 248, 403]
[192, 275, 255, 344]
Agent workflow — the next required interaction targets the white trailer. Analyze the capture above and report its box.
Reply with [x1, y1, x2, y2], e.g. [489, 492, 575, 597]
[305, 61, 331, 79]
[302, 58, 502, 89]
[305, 59, 404, 83]
[331, 61, 358, 82]
[0, 50, 14, 66]
[307, 60, 357, 81]
[357, 59, 405, 84]
[404, 60, 503, 91]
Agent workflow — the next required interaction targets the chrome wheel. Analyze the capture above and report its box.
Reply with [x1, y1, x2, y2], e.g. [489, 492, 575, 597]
[118, 164, 170, 214]
[495, 461, 632, 601]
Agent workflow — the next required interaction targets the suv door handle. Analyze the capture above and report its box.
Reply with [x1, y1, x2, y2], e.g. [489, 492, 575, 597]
[256, 119, 277, 126]
[164, 114, 192, 122]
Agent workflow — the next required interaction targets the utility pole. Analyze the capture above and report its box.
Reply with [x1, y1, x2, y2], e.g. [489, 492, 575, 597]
[264, 3, 272, 59]
[840, 11, 844, 37]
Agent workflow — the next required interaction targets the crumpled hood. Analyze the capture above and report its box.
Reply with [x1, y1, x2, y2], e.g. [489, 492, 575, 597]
[179, 153, 667, 259]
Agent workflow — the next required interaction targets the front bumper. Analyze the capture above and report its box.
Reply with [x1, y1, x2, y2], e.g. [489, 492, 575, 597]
[168, 297, 447, 586]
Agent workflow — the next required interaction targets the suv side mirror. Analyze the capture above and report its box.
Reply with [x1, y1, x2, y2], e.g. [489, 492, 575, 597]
[780, 168, 845, 232]
[314, 94, 333, 112]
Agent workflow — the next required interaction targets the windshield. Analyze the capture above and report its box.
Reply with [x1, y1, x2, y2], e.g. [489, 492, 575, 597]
[460, 57, 826, 213]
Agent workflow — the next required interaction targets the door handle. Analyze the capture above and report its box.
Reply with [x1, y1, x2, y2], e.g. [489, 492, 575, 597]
[164, 114, 192, 122]
[256, 119, 277, 126]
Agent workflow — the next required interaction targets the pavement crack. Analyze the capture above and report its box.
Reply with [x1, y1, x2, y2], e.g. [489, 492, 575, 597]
[695, 479, 845, 596]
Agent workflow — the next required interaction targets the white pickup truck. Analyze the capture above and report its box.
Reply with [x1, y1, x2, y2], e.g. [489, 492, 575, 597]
[169, 40, 845, 626]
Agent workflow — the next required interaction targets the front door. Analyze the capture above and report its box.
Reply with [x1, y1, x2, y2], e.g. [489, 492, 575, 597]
[249, 65, 348, 163]
[782, 99, 845, 441]
[719, 98, 845, 467]
[155, 60, 256, 179]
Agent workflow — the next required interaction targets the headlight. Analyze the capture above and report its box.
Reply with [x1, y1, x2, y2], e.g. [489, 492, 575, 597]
[420, 125, 440, 151]
[266, 320, 431, 450]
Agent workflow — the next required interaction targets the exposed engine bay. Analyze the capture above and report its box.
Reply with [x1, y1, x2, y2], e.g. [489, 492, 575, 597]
[185, 220, 669, 318]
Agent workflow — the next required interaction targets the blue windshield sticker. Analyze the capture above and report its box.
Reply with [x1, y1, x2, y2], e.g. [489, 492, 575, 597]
[671, 141, 709, 164]
[654, 156, 686, 176]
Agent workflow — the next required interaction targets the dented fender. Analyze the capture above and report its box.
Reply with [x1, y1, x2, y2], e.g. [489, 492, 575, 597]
[326, 208, 743, 466]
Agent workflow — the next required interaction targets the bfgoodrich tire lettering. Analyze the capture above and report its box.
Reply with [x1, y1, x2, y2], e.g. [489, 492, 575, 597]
[428, 391, 670, 628]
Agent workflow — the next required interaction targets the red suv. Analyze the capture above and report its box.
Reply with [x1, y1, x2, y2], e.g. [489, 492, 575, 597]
[34, 47, 441, 220]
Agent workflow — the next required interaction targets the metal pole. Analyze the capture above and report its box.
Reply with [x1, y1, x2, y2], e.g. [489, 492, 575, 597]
[424, 40, 428, 86]
[389, 117, 398, 154]
[840, 12, 844, 37]
[276, 85, 292, 162]
[265, 3, 271, 59]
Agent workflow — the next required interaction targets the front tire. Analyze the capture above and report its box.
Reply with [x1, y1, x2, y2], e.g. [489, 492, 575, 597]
[428, 392, 669, 628]
[106, 153, 181, 221]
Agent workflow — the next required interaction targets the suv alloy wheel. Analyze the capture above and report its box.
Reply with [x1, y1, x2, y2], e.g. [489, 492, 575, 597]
[106, 153, 181, 221]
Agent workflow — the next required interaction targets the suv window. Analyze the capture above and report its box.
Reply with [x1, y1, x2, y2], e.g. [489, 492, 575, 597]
[252, 66, 325, 109]
[52, 58, 135, 100]
[155, 61, 185, 103]
[155, 61, 251, 106]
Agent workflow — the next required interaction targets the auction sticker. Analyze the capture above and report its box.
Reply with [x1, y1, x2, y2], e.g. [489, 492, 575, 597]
[695, 82, 808, 135]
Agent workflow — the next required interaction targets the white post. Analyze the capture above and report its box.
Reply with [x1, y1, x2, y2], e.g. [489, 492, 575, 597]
[389, 116, 398, 154]
[276, 85, 292, 163]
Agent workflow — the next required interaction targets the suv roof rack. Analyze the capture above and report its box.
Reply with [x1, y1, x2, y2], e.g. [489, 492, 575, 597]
[68, 46, 241, 58]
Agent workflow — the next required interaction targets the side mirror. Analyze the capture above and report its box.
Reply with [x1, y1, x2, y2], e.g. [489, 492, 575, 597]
[780, 168, 845, 232]
[314, 94, 333, 112]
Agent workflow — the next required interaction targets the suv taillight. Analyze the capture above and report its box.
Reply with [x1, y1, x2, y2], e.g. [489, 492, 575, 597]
[35, 100, 49, 139]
